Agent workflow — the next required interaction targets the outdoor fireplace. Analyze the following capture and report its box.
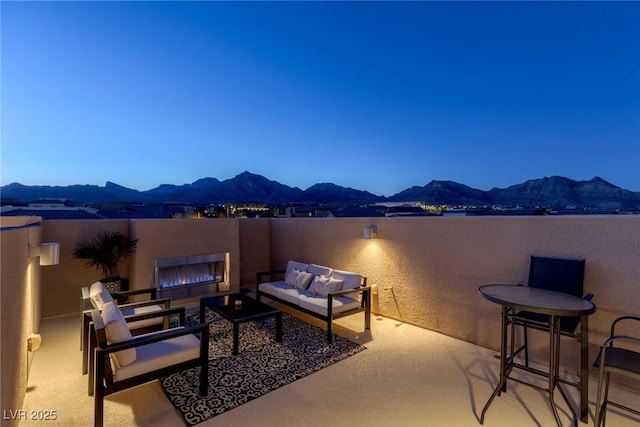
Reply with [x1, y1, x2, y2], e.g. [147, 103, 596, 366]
[152, 253, 229, 300]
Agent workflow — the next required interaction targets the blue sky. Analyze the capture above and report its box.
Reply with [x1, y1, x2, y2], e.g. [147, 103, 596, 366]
[2, 1, 639, 196]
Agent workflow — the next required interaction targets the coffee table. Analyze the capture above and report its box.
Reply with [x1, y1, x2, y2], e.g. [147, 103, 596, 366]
[200, 293, 282, 355]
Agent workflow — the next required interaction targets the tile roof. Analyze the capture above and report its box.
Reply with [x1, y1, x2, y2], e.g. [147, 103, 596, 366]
[0, 209, 104, 220]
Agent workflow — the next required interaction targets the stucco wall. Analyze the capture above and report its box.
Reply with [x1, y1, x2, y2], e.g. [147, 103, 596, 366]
[266, 216, 640, 373]
[129, 219, 241, 293]
[238, 219, 271, 287]
[39, 220, 130, 317]
[0, 218, 42, 427]
[27, 214, 639, 389]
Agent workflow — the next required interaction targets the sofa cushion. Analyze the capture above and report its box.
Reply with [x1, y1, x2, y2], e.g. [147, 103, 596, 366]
[101, 302, 136, 367]
[307, 263, 332, 277]
[330, 269, 362, 290]
[298, 293, 361, 316]
[309, 275, 344, 297]
[286, 260, 309, 276]
[112, 331, 200, 382]
[259, 280, 303, 305]
[89, 281, 115, 310]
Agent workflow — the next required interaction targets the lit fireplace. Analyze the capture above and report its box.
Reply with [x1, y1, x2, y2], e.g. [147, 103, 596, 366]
[152, 253, 229, 299]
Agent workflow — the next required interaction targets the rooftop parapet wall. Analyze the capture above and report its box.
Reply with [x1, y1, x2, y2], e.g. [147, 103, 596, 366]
[266, 215, 640, 385]
[32, 215, 640, 386]
[0, 217, 43, 427]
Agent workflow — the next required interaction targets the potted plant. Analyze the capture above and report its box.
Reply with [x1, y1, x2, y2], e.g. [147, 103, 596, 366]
[73, 230, 139, 293]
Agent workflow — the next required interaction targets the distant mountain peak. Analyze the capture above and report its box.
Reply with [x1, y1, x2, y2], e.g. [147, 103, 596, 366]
[588, 176, 618, 188]
[105, 181, 130, 189]
[1, 173, 638, 210]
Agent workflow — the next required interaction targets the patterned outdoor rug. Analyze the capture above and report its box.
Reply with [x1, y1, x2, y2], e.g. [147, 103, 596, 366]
[161, 310, 366, 426]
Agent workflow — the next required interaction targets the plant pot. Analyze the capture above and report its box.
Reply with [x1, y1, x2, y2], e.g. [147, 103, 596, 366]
[102, 278, 128, 293]
[101, 278, 130, 303]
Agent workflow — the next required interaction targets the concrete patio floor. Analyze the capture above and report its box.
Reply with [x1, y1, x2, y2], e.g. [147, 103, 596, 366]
[20, 303, 639, 427]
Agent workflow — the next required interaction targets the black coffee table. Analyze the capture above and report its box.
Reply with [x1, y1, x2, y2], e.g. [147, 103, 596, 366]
[200, 293, 283, 355]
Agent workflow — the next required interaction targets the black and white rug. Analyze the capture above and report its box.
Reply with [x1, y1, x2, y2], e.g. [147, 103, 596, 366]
[161, 311, 366, 426]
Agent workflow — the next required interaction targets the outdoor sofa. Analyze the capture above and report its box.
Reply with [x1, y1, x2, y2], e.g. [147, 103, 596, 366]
[256, 260, 371, 342]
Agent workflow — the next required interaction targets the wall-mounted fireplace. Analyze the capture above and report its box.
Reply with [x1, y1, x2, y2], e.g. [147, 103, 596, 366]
[152, 253, 229, 300]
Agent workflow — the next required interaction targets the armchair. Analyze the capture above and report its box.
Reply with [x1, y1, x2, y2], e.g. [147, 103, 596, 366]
[593, 316, 640, 426]
[81, 281, 170, 374]
[88, 302, 209, 427]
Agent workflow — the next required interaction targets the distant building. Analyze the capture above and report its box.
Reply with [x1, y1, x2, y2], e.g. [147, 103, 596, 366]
[326, 205, 385, 218]
[385, 206, 433, 217]
[0, 208, 103, 220]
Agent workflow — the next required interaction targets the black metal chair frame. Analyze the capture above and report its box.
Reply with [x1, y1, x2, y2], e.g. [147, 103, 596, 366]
[80, 286, 170, 374]
[593, 316, 640, 427]
[256, 269, 371, 343]
[510, 256, 592, 423]
[88, 306, 210, 427]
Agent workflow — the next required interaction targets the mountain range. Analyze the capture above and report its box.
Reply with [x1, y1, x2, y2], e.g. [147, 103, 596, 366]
[1, 172, 639, 210]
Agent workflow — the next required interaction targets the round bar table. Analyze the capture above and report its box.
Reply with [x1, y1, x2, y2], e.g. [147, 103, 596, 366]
[478, 284, 596, 426]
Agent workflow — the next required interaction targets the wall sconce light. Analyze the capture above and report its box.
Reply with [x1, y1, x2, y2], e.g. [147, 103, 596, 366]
[28, 242, 60, 266]
[363, 226, 377, 239]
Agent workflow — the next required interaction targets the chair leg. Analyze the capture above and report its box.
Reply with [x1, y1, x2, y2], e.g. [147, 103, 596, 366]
[80, 311, 84, 351]
[199, 327, 209, 396]
[82, 313, 91, 374]
[602, 371, 611, 426]
[88, 324, 96, 396]
[523, 324, 529, 367]
[94, 353, 105, 427]
[595, 366, 609, 427]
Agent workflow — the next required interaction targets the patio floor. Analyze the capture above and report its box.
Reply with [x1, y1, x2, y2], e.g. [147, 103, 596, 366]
[20, 302, 639, 427]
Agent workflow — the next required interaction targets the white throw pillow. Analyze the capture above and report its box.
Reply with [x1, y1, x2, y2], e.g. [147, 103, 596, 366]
[285, 268, 301, 287]
[309, 275, 329, 295]
[101, 302, 136, 367]
[285, 268, 313, 290]
[294, 270, 314, 290]
[309, 275, 344, 297]
[89, 281, 115, 310]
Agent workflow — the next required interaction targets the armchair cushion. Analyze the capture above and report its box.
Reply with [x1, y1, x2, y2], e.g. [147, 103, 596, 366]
[89, 281, 115, 310]
[102, 302, 136, 367]
[121, 305, 166, 330]
[112, 332, 200, 382]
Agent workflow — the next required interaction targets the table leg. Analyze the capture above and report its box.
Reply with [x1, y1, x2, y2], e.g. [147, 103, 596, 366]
[275, 312, 283, 343]
[548, 315, 564, 427]
[480, 306, 509, 424]
[580, 316, 589, 423]
[233, 323, 239, 355]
